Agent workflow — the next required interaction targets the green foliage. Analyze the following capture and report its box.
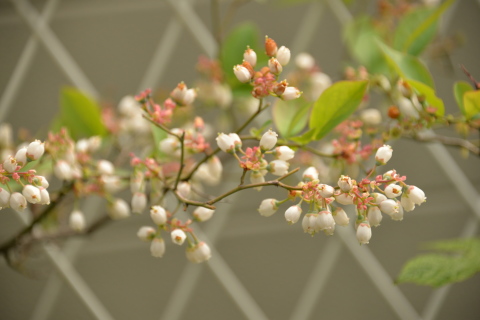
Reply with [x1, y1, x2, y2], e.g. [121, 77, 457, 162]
[406, 79, 444, 116]
[393, 8, 438, 56]
[454, 81, 473, 116]
[463, 91, 480, 120]
[292, 81, 368, 144]
[397, 238, 480, 287]
[344, 16, 389, 74]
[394, 0, 454, 56]
[221, 22, 261, 87]
[272, 98, 311, 138]
[378, 41, 434, 87]
[310, 80, 368, 139]
[57, 87, 107, 140]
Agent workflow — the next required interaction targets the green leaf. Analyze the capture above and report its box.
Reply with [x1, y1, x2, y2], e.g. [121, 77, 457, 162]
[378, 41, 434, 87]
[393, 7, 438, 56]
[59, 87, 107, 140]
[289, 128, 317, 145]
[221, 23, 260, 87]
[406, 79, 444, 116]
[272, 99, 311, 138]
[397, 238, 480, 287]
[463, 90, 480, 119]
[344, 16, 389, 74]
[453, 81, 472, 115]
[400, 0, 455, 55]
[309, 80, 369, 140]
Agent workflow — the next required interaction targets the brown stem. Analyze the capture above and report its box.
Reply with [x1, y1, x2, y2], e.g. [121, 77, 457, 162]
[206, 168, 301, 206]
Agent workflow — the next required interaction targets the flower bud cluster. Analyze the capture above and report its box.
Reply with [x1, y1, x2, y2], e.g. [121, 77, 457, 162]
[136, 206, 211, 263]
[233, 36, 301, 101]
[0, 139, 48, 212]
[256, 146, 426, 245]
[216, 129, 295, 190]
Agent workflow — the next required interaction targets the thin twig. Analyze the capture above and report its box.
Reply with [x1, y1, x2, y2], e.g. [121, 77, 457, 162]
[407, 133, 480, 155]
[206, 168, 301, 206]
[173, 131, 186, 190]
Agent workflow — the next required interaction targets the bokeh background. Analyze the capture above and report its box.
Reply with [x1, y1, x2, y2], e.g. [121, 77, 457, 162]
[1, 0, 480, 319]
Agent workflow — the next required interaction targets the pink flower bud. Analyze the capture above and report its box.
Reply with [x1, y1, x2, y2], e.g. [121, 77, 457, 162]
[268, 160, 289, 176]
[108, 198, 131, 219]
[285, 205, 302, 224]
[69, 210, 86, 232]
[356, 221, 372, 244]
[193, 207, 215, 222]
[26, 140, 45, 161]
[150, 205, 167, 225]
[276, 46, 291, 66]
[375, 145, 393, 165]
[171, 229, 186, 245]
[243, 47, 257, 67]
[216, 133, 235, 153]
[275, 146, 294, 161]
[268, 57, 283, 74]
[233, 65, 251, 83]
[22, 185, 41, 204]
[333, 207, 349, 226]
[186, 241, 211, 263]
[3, 156, 17, 173]
[281, 87, 301, 101]
[150, 238, 166, 258]
[258, 198, 278, 217]
[9, 192, 27, 211]
[384, 183, 402, 198]
[260, 129, 278, 151]
[137, 226, 156, 242]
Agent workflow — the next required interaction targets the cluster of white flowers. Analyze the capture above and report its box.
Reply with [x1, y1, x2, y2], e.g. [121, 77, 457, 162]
[257, 145, 426, 245]
[0, 139, 49, 212]
[136, 205, 211, 263]
[216, 129, 295, 190]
